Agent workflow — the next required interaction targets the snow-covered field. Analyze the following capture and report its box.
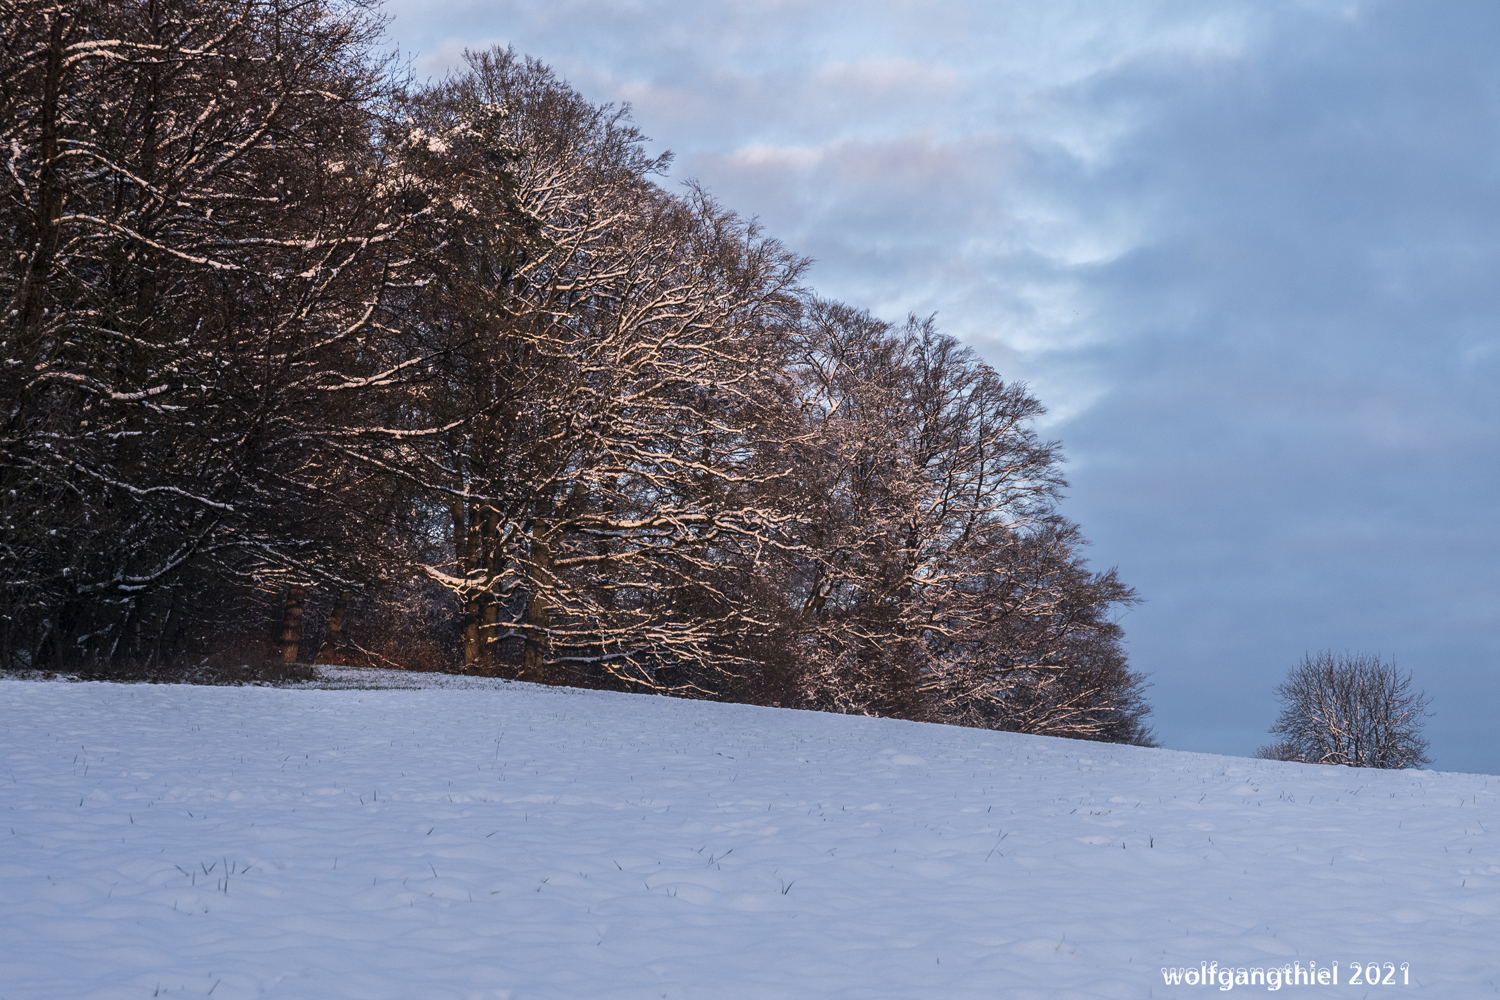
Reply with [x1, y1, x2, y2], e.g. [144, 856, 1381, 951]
[2, 675, 1496, 999]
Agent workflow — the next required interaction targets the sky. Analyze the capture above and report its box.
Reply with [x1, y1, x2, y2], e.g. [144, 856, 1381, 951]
[377, 0, 1500, 774]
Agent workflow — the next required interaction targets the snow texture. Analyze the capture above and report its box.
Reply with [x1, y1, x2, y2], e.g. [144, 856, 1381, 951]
[1, 674, 1496, 998]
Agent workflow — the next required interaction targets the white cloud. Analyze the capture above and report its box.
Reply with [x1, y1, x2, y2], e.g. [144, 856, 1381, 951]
[810, 57, 960, 97]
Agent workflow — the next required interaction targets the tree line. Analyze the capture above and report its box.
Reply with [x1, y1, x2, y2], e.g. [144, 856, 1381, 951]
[1, 0, 1154, 744]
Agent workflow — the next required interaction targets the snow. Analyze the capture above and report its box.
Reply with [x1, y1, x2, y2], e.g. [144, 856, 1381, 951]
[2, 674, 1496, 999]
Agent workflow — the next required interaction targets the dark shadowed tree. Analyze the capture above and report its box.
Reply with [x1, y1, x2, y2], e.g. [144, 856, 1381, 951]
[0, 0, 421, 670]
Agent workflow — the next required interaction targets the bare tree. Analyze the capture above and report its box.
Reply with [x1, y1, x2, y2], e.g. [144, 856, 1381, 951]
[767, 299, 1152, 741]
[1, 0, 420, 670]
[358, 49, 806, 688]
[1257, 651, 1431, 768]
[926, 523, 1154, 744]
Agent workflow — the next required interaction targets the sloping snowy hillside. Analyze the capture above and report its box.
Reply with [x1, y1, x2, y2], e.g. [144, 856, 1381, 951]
[1, 675, 1495, 999]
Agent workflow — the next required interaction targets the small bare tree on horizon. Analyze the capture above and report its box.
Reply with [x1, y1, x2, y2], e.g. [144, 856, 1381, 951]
[1256, 651, 1431, 768]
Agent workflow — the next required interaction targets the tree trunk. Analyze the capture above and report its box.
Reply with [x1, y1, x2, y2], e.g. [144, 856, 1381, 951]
[480, 599, 499, 675]
[520, 538, 553, 684]
[279, 586, 306, 663]
[13, 8, 68, 355]
[314, 590, 351, 664]
[150, 601, 174, 668]
[462, 594, 499, 674]
[462, 594, 481, 669]
[110, 598, 143, 666]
